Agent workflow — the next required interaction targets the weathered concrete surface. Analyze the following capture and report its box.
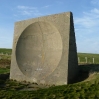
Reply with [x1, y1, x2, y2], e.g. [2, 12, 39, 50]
[10, 12, 78, 85]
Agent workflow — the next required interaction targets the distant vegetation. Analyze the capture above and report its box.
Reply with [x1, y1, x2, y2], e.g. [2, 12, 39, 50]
[0, 48, 11, 68]
[0, 48, 12, 55]
[0, 48, 99, 99]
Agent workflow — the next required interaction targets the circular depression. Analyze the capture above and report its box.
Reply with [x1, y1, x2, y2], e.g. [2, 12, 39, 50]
[16, 21, 62, 79]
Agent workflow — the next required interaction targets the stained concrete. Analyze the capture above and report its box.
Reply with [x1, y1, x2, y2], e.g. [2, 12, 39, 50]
[10, 12, 78, 85]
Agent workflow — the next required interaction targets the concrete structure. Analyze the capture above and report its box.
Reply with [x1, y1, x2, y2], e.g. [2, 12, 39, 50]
[10, 12, 78, 85]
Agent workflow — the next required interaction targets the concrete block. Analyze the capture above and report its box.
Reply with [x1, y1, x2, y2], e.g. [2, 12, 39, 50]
[10, 12, 78, 85]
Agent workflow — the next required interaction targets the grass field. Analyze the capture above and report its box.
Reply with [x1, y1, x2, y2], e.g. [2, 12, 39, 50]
[0, 48, 11, 68]
[0, 48, 99, 99]
[0, 48, 12, 55]
[78, 53, 99, 64]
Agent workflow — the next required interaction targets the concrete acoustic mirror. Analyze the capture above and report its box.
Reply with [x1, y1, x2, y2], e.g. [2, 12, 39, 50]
[10, 12, 78, 85]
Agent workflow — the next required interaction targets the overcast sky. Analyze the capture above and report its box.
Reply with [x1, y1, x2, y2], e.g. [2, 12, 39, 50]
[0, 0, 99, 53]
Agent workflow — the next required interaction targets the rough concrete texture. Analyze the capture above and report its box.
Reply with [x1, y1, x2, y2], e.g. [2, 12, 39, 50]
[10, 12, 78, 85]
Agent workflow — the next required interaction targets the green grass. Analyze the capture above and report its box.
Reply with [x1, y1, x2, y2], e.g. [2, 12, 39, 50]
[78, 53, 99, 64]
[0, 79, 99, 99]
[0, 68, 10, 74]
[0, 48, 12, 55]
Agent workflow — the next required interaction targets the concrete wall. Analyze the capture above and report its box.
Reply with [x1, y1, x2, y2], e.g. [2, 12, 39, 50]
[10, 12, 78, 85]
